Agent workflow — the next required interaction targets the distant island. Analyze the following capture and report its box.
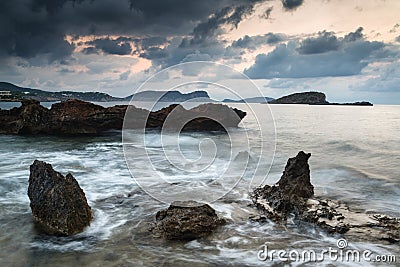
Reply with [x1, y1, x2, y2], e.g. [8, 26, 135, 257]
[268, 91, 373, 106]
[0, 82, 372, 106]
[222, 96, 274, 103]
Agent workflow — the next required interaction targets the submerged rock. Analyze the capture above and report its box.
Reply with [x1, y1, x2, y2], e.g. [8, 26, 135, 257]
[0, 99, 246, 135]
[28, 160, 93, 235]
[251, 151, 400, 244]
[152, 201, 226, 240]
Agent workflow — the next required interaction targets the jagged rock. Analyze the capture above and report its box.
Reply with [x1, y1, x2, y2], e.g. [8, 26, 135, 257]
[301, 198, 400, 243]
[251, 152, 400, 244]
[28, 160, 93, 235]
[0, 99, 246, 135]
[152, 201, 226, 240]
[251, 151, 314, 221]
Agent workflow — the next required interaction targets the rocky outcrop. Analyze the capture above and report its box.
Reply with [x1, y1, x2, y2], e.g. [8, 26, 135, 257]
[28, 160, 93, 235]
[251, 151, 314, 222]
[269, 91, 373, 106]
[269, 92, 328, 105]
[0, 99, 246, 135]
[151, 201, 226, 240]
[251, 152, 400, 243]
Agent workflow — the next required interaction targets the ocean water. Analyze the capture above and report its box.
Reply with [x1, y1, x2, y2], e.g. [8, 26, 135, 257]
[0, 102, 399, 266]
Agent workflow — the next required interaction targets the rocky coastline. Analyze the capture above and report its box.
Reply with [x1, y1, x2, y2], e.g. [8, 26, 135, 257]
[250, 151, 399, 244]
[0, 99, 246, 135]
[27, 153, 399, 244]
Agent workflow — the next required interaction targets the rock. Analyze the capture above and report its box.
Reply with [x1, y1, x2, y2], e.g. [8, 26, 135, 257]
[152, 201, 226, 240]
[300, 198, 400, 243]
[251, 151, 400, 244]
[251, 151, 314, 221]
[28, 160, 93, 235]
[0, 99, 246, 135]
[149, 103, 246, 132]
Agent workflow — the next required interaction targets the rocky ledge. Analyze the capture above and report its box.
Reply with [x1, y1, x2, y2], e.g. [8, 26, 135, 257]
[251, 151, 400, 244]
[28, 160, 93, 235]
[151, 201, 226, 240]
[0, 99, 246, 135]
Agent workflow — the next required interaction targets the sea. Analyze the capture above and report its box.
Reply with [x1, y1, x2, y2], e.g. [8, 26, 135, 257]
[0, 101, 399, 266]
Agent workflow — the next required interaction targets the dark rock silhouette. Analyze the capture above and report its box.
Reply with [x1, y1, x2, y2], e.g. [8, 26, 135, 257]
[251, 152, 400, 243]
[268, 91, 373, 106]
[251, 151, 314, 221]
[28, 160, 93, 235]
[152, 201, 226, 240]
[0, 99, 246, 135]
[269, 92, 328, 105]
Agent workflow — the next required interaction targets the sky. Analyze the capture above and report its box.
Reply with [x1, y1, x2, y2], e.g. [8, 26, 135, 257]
[0, 0, 399, 103]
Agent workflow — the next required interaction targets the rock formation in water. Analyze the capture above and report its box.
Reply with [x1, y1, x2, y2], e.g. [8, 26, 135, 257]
[251, 151, 400, 243]
[28, 160, 93, 235]
[251, 151, 314, 222]
[268, 91, 373, 106]
[269, 92, 328, 105]
[151, 201, 226, 240]
[0, 99, 246, 135]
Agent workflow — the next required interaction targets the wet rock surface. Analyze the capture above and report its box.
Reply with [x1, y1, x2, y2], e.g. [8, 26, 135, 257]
[0, 99, 246, 135]
[251, 151, 314, 222]
[251, 151, 400, 244]
[28, 160, 93, 235]
[151, 201, 226, 240]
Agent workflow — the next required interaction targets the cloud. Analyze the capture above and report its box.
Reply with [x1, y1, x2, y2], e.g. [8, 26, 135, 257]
[119, 70, 131, 81]
[0, 0, 260, 62]
[230, 33, 285, 50]
[281, 0, 304, 10]
[83, 37, 132, 55]
[260, 6, 274, 19]
[297, 31, 340, 54]
[245, 28, 386, 79]
[353, 62, 400, 92]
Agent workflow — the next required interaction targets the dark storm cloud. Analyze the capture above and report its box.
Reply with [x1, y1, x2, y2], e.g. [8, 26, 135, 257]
[297, 27, 365, 55]
[343, 27, 364, 42]
[297, 31, 340, 54]
[281, 0, 304, 10]
[231, 33, 285, 49]
[83, 37, 132, 55]
[245, 28, 386, 79]
[0, 0, 263, 62]
[182, 3, 258, 46]
[139, 47, 169, 60]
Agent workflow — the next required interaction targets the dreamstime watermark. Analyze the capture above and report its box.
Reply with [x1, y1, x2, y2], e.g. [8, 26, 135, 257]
[257, 239, 397, 263]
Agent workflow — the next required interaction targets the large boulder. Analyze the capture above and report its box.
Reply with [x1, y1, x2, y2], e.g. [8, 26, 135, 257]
[28, 160, 93, 235]
[152, 201, 226, 240]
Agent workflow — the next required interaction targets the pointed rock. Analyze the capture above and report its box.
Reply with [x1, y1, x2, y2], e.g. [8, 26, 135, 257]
[28, 160, 93, 235]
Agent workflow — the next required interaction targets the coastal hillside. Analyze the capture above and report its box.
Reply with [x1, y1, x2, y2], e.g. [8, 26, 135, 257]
[0, 82, 211, 103]
[0, 82, 120, 102]
[125, 90, 210, 102]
